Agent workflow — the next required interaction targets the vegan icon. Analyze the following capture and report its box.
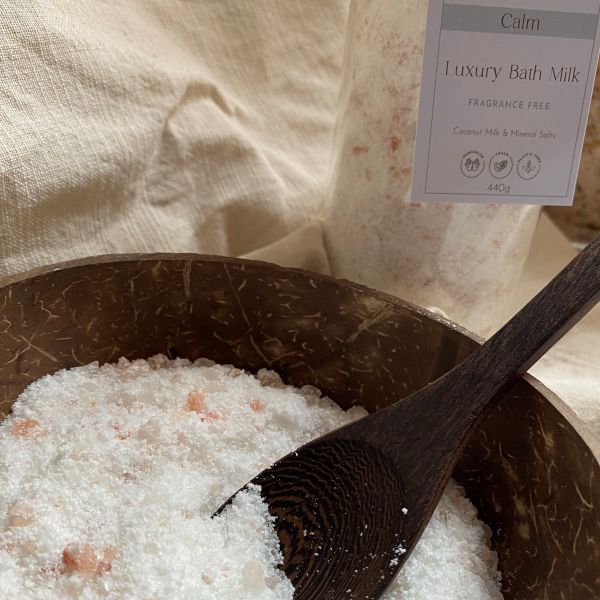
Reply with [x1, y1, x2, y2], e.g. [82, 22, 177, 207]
[489, 152, 513, 179]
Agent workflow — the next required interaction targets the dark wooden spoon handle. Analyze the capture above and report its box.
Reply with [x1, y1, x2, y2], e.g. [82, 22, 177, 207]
[451, 233, 600, 416]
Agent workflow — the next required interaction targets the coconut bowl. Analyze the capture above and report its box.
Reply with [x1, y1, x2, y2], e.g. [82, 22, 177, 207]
[0, 255, 598, 599]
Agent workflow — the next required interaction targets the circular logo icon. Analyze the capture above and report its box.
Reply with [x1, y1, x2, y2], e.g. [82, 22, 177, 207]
[460, 151, 485, 178]
[489, 152, 513, 179]
[517, 153, 541, 180]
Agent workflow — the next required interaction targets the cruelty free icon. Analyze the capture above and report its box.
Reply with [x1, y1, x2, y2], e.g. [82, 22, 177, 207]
[460, 151, 485, 178]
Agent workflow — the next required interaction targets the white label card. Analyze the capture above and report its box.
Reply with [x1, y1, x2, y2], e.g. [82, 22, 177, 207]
[411, 0, 600, 205]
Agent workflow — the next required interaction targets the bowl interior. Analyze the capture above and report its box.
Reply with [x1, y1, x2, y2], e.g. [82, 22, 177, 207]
[0, 255, 598, 599]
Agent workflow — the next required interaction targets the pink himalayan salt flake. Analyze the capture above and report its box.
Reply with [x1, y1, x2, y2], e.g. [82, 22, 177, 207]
[11, 418, 42, 438]
[62, 544, 117, 577]
[201, 411, 221, 423]
[8, 502, 35, 528]
[185, 390, 206, 413]
[248, 400, 264, 412]
[185, 390, 219, 421]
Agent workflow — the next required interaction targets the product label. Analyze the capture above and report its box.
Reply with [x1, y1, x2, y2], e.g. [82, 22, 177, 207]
[411, 0, 600, 205]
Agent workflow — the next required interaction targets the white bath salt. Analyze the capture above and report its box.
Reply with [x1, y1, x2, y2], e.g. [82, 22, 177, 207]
[384, 483, 503, 600]
[0, 356, 502, 599]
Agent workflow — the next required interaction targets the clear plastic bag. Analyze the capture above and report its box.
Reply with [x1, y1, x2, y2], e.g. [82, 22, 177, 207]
[323, 0, 540, 336]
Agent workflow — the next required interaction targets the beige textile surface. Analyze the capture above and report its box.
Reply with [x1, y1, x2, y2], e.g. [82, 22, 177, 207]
[0, 1, 598, 439]
[0, 0, 341, 274]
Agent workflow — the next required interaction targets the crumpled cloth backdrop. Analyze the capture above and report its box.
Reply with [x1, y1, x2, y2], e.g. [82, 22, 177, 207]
[0, 1, 598, 440]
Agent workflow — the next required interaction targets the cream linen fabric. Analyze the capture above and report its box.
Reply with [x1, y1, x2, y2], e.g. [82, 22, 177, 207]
[0, 1, 598, 438]
[0, 0, 342, 273]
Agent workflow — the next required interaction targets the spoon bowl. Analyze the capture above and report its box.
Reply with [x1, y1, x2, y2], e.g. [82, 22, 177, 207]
[253, 439, 405, 600]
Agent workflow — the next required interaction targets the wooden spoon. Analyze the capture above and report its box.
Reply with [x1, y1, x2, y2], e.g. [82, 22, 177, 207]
[215, 234, 600, 600]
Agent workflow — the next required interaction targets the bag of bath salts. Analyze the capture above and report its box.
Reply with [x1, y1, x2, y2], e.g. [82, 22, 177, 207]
[323, 0, 540, 336]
